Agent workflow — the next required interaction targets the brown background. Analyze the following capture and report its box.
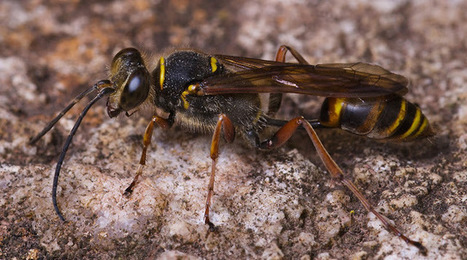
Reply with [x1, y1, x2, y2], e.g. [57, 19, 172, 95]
[0, 0, 466, 259]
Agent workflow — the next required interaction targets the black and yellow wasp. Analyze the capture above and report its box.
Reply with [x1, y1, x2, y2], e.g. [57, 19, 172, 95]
[30, 45, 432, 254]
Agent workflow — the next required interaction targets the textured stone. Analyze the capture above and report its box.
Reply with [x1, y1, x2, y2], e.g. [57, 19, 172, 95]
[0, 0, 465, 259]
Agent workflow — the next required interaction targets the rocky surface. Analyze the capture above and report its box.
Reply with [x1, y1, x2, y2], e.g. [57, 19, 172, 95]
[0, 0, 465, 259]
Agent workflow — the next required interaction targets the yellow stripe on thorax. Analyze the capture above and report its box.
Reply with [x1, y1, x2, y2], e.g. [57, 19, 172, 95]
[180, 85, 198, 110]
[159, 57, 165, 90]
[210, 57, 218, 73]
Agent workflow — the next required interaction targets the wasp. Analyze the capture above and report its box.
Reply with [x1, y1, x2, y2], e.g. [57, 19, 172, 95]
[30, 45, 432, 254]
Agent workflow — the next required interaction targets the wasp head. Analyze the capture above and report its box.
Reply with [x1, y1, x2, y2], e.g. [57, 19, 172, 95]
[106, 48, 151, 118]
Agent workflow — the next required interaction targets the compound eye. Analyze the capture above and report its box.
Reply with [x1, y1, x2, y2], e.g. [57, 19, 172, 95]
[120, 69, 150, 111]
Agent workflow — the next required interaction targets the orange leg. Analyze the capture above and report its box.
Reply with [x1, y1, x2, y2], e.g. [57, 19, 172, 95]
[204, 114, 235, 230]
[124, 114, 172, 196]
[260, 116, 427, 255]
[268, 45, 310, 116]
[275, 45, 310, 64]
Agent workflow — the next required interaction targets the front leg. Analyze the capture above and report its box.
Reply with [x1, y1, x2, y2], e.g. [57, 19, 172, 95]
[124, 113, 173, 196]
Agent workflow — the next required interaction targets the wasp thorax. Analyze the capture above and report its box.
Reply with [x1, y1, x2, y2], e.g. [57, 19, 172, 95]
[107, 48, 151, 117]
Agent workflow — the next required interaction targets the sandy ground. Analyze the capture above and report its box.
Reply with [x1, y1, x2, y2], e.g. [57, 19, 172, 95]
[0, 0, 466, 259]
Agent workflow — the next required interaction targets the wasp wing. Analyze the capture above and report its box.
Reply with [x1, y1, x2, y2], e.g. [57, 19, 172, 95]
[199, 55, 408, 98]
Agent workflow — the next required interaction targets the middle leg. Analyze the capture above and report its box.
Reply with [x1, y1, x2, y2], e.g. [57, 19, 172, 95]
[204, 114, 235, 230]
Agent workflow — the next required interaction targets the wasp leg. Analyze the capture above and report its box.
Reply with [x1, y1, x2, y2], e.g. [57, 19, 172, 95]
[275, 45, 310, 65]
[259, 116, 427, 255]
[124, 114, 172, 196]
[268, 45, 310, 116]
[205, 114, 235, 231]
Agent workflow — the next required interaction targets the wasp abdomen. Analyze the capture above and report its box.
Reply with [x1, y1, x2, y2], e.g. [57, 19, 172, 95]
[319, 95, 433, 141]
